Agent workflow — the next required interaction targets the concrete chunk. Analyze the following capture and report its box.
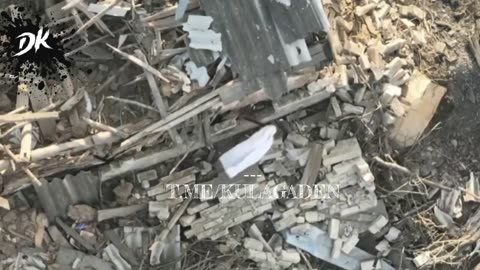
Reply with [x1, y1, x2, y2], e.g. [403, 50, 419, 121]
[389, 97, 406, 116]
[137, 169, 158, 183]
[383, 39, 406, 55]
[344, 40, 366, 56]
[384, 57, 405, 79]
[331, 239, 343, 258]
[320, 127, 339, 140]
[187, 202, 211, 215]
[375, 239, 391, 255]
[244, 237, 264, 251]
[287, 133, 309, 147]
[342, 103, 364, 115]
[380, 84, 402, 105]
[323, 138, 362, 166]
[247, 249, 268, 262]
[179, 215, 197, 227]
[399, 5, 426, 20]
[385, 227, 401, 242]
[329, 218, 340, 239]
[281, 249, 301, 263]
[359, 54, 371, 70]
[355, 3, 377, 16]
[368, 215, 388, 234]
[305, 211, 327, 223]
[274, 214, 297, 232]
[341, 230, 359, 254]
[330, 96, 342, 118]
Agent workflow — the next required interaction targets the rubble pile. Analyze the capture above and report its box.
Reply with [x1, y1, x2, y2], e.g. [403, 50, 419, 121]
[0, 0, 468, 269]
[319, 0, 446, 147]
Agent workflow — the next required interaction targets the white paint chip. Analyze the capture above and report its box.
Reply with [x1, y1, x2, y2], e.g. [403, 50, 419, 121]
[183, 15, 222, 52]
[185, 61, 210, 87]
[267, 55, 275, 64]
[183, 15, 214, 32]
[275, 0, 291, 6]
[283, 39, 312, 66]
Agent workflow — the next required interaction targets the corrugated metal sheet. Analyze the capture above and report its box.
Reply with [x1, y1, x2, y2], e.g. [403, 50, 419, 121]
[199, 0, 330, 100]
[34, 171, 99, 222]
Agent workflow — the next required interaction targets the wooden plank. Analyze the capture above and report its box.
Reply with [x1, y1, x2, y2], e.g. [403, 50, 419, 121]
[81, 117, 128, 138]
[0, 112, 60, 123]
[105, 230, 139, 266]
[56, 217, 96, 252]
[115, 97, 221, 155]
[390, 83, 446, 147]
[299, 143, 323, 186]
[134, 50, 183, 145]
[75, 0, 121, 35]
[150, 199, 191, 265]
[20, 123, 33, 161]
[97, 204, 147, 222]
[29, 83, 56, 140]
[61, 74, 87, 137]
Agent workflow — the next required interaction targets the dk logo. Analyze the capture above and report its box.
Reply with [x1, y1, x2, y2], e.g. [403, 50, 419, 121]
[14, 28, 52, 57]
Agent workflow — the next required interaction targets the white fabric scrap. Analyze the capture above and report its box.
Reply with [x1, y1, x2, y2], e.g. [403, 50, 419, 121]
[185, 61, 210, 87]
[220, 125, 277, 178]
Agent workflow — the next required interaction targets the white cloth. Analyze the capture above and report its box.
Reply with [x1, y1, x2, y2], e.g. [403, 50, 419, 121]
[219, 125, 277, 178]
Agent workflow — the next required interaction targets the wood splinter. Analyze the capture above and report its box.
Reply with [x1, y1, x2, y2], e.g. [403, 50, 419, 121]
[107, 44, 170, 83]
[0, 112, 60, 123]
[82, 117, 129, 139]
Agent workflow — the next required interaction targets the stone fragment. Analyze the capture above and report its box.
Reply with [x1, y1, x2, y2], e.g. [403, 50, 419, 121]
[341, 230, 359, 254]
[328, 218, 340, 239]
[244, 237, 264, 251]
[399, 5, 426, 20]
[344, 40, 366, 56]
[375, 239, 391, 255]
[434, 42, 446, 55]
[273, 214, 297, 232]
[286, 133, 309, 147]
[355, 3, 377, 16]
[342, 103, 365, 115]
[389, 98, 406, 117]
[136, 169, 158, 183]
[113, 181, 133, 202]
[386, 227, 402, 242]
[331, 239, 343, 258]
[330, 96, 342, 118]
[383, 39, 406, 55]
[305, 211, 327, 223]
[280, 249, 301, 263]
[380, 84, 402, 105]
[67, 204, 97, 223]
[368, 215, 388, 234]
[179, 215, 197, 227]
